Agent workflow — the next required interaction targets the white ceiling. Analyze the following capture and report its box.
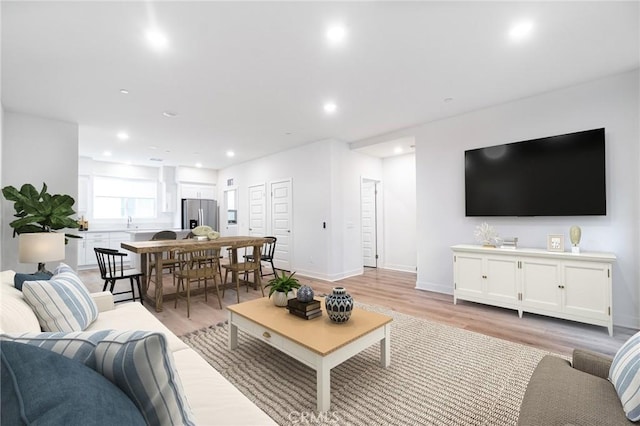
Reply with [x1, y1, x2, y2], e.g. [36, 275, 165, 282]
[2, 1, 638, 168]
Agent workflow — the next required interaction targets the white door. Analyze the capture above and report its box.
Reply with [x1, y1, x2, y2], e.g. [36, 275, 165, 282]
[248, 183, 266, 237]
[361, 179, 378, 267]
[270, 179, 292, 271]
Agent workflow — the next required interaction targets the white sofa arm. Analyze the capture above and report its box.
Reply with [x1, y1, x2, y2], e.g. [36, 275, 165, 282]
[91, 291, 115, 312]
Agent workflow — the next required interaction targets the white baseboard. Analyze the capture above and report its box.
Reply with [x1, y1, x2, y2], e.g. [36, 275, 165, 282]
[613, 313, 640, 330]
[295, 267, 364, 283]
[415, 280, 453, 295]
[381, 264, 416, 273]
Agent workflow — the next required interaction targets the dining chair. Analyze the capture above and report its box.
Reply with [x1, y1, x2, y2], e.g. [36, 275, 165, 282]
[173, 248, 223, 317]
[243, 236, 277, 278]
[147, 230, 179, 288]
[94, 247, 144, 304]
[222, 243, 264, 303]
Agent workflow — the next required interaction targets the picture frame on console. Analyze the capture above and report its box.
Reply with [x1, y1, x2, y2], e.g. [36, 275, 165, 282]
[547, 234, 564, 252]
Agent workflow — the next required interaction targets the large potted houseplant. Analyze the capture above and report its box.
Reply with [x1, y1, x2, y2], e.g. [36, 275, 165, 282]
[2, 182, 80, 242]
[265, 271, 301, 307]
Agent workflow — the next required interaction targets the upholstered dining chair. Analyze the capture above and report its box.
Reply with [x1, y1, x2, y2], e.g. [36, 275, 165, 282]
[94, 247, 144, 304]
[173, 248, 223, 317]
[147, 230, 179, 288]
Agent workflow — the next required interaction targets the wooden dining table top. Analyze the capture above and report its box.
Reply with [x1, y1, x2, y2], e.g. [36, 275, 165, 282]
[121, 235, 267, 253]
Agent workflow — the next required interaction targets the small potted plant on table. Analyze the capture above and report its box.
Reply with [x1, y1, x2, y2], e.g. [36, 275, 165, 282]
[265, 271, 301, 307]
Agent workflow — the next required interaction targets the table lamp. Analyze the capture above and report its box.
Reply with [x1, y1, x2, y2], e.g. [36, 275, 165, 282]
[18, 232, 65, 275]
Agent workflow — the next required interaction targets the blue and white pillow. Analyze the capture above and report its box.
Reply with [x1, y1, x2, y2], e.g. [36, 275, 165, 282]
[22, 263, 98, 332]
[2, 330, 196, 426]
[609, 330, 640, 421]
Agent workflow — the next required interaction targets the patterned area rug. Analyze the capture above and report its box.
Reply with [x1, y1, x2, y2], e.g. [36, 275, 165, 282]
[180, 304, 554, 425]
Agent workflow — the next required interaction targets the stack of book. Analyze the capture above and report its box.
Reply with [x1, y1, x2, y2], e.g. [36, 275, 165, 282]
[287, 299, 322, 320]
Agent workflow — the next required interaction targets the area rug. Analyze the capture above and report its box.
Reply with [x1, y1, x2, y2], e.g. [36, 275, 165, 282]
[180, 304, 556, 426]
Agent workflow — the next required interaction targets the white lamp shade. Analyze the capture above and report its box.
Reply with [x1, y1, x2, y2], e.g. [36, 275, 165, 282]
[18, 233, 65, 264]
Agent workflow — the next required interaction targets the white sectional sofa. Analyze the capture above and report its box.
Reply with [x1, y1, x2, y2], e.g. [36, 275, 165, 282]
[0, 269, 276, 426]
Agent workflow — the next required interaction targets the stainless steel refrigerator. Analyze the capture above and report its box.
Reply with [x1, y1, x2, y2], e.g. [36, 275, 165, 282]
[181, 198, 218, 231]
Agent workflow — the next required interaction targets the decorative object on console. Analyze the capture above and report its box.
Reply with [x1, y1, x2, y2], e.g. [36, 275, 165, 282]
[296, 285, 314, 302]
[474, 222, 501, 247]
[265, 270, 301, 307]
[569, 225, 582, 254]
[325, 287, 354, 323]
[2, 182, 81, 243]
[500, 237, 518, 250]
[18, 232, 65, 275]
[547, 234, 565, 252]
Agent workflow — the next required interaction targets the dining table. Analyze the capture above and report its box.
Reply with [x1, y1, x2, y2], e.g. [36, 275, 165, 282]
[121, 235, 267, 312]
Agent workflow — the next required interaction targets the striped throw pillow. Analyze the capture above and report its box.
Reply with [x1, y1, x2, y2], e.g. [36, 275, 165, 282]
[2, 330, 196, 426]
[22, 263, 98, 332]
[609, 330, 640, 421]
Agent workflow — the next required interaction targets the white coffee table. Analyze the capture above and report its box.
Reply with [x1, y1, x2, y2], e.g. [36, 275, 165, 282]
[227, 297, 392, 412]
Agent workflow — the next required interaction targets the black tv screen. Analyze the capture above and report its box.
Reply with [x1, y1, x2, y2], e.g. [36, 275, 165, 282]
[465, 128, 606, 216]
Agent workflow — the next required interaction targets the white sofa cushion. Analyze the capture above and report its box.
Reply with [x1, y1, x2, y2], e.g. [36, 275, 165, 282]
[86, 301, 189, 353]
[22, 263, 98, 332]
[0, 281, 41, 333]
[2, 330, 197, 426]
[172, 348, 278, 425]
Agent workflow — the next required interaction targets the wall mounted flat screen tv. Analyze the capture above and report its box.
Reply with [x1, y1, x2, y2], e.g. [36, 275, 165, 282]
[465, 128, 606, 217]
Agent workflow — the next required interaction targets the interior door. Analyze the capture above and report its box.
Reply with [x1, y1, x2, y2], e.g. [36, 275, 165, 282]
[248, 183, 266, 237]
[270, 179, 292, 271]
[361, 179, 378, 267]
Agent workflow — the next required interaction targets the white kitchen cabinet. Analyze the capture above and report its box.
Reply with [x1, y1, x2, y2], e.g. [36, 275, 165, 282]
[77, 231, 131, 268]
[180, 183, 216, 200]
[452, 245, 615, 335]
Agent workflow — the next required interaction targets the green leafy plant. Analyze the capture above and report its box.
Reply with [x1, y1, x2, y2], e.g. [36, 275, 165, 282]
[2, 182, 80, 241]
[265, 270, 301, 298]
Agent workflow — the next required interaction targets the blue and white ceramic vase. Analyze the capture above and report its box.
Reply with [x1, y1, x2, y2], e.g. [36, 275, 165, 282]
[325, 287, 353, 323]
[297, 285, 315, 303]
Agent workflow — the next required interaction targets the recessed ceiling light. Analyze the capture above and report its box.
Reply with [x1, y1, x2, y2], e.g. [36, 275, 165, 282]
[326, 25, 347, 43]
[145, 29, 168, 50]
[394, 147, 403, 154]
[119, 89, 129, 94]
[323, 102, 338, 114]
[103, 151, 112, 157]
[148, 145, 158, 150]
[117, 132, 129, 140]
[509, 21, 534, 41]
[226, 151, 235, 158]
[195, 162, 203, 168]
[162, 111, 177, 118]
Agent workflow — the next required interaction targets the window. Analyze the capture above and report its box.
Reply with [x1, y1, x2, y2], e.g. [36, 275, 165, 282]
[93, 177, 157, 219]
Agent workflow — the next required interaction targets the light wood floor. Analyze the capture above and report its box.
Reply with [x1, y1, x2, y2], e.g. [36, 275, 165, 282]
[79, 266, 635, 358]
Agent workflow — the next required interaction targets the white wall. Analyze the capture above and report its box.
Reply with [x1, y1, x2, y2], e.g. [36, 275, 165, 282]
[330, 140, 383, 280]
[382, 153, 417, 272]
[217, 139, 382, 281]
[354, 69, 640, 328]
[1, 111, 79, 271]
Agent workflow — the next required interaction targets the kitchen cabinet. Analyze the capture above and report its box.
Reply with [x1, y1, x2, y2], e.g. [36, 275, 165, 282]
[180, 183, 216, 200]
[77, 231, 131, 268]
[452, 245, 615, 335]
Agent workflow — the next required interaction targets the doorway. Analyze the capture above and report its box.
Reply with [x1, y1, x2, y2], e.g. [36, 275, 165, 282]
[222, 187, 238, 237]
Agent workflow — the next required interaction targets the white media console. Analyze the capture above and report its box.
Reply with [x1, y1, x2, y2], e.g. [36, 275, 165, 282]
[451, 244, 616, 335]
